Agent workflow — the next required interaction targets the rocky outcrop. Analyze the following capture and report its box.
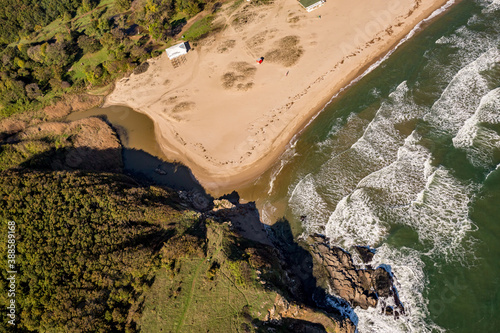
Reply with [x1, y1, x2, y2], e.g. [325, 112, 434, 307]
[179, 189, 213, 211]
[308, 234, 404, 317]
[61, 118, 123, 172]
[264, 294, 356, 333]
[355, 245, 375, 264]
[1, 117, 123, 173]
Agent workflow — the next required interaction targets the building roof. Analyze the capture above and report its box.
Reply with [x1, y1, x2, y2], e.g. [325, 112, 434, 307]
[166, 42, 189, 60]
[299, 0, 325, 11]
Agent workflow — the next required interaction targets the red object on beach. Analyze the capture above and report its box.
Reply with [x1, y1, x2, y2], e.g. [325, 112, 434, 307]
[257, 56, 264, 64]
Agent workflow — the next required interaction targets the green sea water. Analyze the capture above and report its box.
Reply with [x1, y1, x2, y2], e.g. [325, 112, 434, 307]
[238, 0, 500, 331]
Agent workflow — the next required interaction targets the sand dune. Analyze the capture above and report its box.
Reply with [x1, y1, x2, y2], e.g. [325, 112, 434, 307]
[105, 0, 452, 194]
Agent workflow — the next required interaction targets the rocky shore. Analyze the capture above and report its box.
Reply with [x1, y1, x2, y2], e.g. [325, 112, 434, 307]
[308, 234, 405, 318]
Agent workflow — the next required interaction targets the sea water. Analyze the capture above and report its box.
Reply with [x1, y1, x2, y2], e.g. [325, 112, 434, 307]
[240, 0, 500, 331]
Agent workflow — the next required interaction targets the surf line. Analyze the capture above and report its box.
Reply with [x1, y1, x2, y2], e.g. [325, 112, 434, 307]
[282, 0, 457, 157]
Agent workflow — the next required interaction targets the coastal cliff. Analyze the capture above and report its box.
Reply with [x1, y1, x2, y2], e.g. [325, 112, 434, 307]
[0, 114, 358, 332]
[0, 106, 403, 332]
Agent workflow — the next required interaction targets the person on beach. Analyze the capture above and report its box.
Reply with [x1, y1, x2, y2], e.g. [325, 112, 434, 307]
[257, 56, 264, 64]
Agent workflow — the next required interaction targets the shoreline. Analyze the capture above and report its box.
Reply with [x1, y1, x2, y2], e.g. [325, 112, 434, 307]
[105, 0, 455, 196]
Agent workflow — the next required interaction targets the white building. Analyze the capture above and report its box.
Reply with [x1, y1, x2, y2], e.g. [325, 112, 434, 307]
[299, 0, 325, 12]
[165, 42, 190, 60]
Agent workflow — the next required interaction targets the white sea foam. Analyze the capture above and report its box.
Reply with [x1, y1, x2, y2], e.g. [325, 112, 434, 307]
[398, 167, 478, 262]
[279, 0, 461, 159]
[485, 162, 500, 180]
[424, 48, 500, 135]
[267, 142, 298, 195]
[481, 0, 500, 12]
[286, 3, 497, 331]
[453, 88, 500, 168]
[325, 188, 389, 247]
[314, 82, 421, 204]
[357, 132, 432, 206]
[323, 154, 475, 330]
[355, 245, 445, 333]
[435, 14, 499, 55]
[316, 116, 348, 151]
[324, 294, 359, 327]
[323, 132, 428, 249]
[288, 174, 330, 234]
[433, 8, 499, 87]
[324, 129, 476, 261]
[260, 201, 278, 225]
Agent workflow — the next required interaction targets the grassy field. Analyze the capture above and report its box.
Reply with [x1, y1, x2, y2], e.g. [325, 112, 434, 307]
[70, 47, 110, 79]
[140, 222, 276, 332]
[183, 15, 215, 41]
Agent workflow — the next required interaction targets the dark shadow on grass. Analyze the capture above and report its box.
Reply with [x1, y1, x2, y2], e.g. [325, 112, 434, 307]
[256, 318, 328, 333]
[12, 143, 209, 195]
[170, 18, 187, 36]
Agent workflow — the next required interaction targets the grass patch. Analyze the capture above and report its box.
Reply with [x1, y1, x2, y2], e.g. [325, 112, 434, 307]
[264, 35, 303, 67]
[87, 83, 114, 95]
[170, 11, 189, 23]
[140, 222, 275, 332]
[183, 15, 215, 41]
[229, 0, 245, 12]
[70, 47, 109, 80]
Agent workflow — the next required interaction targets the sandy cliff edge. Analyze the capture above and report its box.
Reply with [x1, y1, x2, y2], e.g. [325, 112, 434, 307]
[105, 0, 453, 195]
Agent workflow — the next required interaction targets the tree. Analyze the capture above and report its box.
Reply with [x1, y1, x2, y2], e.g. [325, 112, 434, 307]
[77, 35, 101, 54]
[116, 0, 132, 11]
[27, 45, 45, 63]
[84, 64, 107, 85]
[111, 27, 126, 42]
[98, 17, 112, 35]
[44, 42, 71, 66]
[81, 0, 98, 12]
[25, 83, 42, 99]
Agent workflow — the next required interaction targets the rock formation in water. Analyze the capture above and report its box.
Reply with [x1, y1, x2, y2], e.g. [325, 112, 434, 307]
[308, 234, 405, 317]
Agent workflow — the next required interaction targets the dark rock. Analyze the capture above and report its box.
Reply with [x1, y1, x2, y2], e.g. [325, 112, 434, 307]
[308, 234, 405, 314]
[355, 245, 375, 263]
[218, 190, 240, 205]
[372, 267, 393, 298]
[385, 306, 394, 316]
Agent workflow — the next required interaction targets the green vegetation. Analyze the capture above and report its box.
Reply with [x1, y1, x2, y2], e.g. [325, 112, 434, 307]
[0, 170, 198, 332]
[0, 165, 320, 332]
[0, 111, 346, 332]
[140, 221, 278, 333]
[0, 140, 53, 171]
[183, 15, 214, 40]
[0, 118, 320, 333]
[0, 0, 80, 44]
[0, 0, 216, 119]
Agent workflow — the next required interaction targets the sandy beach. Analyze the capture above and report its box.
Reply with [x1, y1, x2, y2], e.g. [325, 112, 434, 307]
[105, 0, 452, 194]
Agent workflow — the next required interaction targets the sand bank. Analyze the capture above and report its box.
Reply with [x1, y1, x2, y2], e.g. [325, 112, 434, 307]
[105, 0, 453, 195]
